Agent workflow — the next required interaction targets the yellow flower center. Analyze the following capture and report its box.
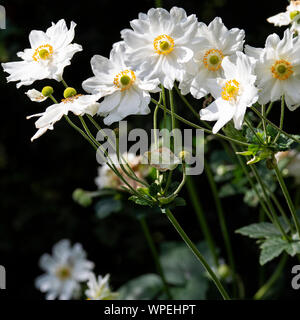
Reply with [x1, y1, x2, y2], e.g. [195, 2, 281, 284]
[32, 44, 53, 61]
[153, 34, 174, 55]
[113, 70, 136, 91]
[271, 59, 293, 80]
[55, 266, 71, 281]
[203, 49, 224, 71]
[221, 80, 240, 101]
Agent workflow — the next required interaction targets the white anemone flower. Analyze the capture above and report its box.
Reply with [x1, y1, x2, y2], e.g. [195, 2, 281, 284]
[35, 239, 94, 300]
[82, 42, 160, 125]
[27, 94, 99, 141]
[120, 7, 201, 89]
[200, 52, 258, 133]
[1, 19, 82, 88]
[85, 273, 118, 300]
[179, 17, 245, 99]
[26, 89, 48, 102]
[267, 1, 300, 32]
[245, 29, 300, 111]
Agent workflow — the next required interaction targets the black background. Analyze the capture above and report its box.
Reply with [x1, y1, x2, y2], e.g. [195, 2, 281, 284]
[0, 0, 299, 300]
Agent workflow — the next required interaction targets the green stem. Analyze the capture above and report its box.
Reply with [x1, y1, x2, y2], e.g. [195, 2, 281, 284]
[164, 208, 231, 300]
[251, 106, 300, 144]
[139, 216, 172, 299]
[244, 117, 265, 144]
[274, 162, 300, 238]
[151, 98, 251, 147]
[250, 165, 290, 240]
[204, 160, 237, 296]
[261, 104, 267, 140]
[231, 143, 274, 224]
[253, 254, 288, 300]
[257, 102, 273, 129]
[64, 115, 98, 151]
[161, 86, 167, 129]
[274, 95, 285, 143]
[185, 176, 219, 267]
[61, 78, 68, 89]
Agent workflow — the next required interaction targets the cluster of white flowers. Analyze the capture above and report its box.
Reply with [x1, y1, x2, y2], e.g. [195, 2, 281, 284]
[2, 6, 300, 137]
[35, 239, 118, 300]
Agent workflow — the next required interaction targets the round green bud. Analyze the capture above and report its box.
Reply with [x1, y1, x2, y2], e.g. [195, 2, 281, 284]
[63, 87, 77, 99]
[120, 75, 131, 86]
[42, 86, 54, 97]
[39, 49, 50, 59]
[159, 41, 170, 51]
[290, 10, 300, 20]
[218, 264, 231, 279]
[72, 188, 92, 207]
[209, 55, 219, 65]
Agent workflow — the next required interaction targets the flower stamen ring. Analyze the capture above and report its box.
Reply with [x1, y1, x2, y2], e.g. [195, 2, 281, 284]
[203, 49, 224, 71]
[153, 34, 175, 55]
[221, 79, 240, 101]
[113, 70, 136, 91]
[271, 59, 293, 80]
[32, 44, 54, 61]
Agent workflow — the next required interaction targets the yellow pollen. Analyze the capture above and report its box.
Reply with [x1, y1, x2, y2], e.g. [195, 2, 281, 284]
[271, 60, 293, 80]
[290, 10, 300, 20]
[114, 70, 136, 91]
[32, 44, 53, 61]
[61, 94, 82, 103]
[221, 80, 240, 101]
[203, 49, 224, 71]
[153, 34, 174, 55]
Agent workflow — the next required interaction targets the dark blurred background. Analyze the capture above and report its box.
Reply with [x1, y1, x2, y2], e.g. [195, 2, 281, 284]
[0, 0, 299, 299]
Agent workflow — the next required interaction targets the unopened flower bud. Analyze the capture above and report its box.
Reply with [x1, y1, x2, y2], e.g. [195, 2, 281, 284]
[218, 264, 231, 279]
[72, 188, 92, 207]
[64, 87, 77, 99]
[42, 86, 54, 97]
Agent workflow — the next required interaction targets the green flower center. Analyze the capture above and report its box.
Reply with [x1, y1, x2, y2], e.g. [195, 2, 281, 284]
[159, 41, 170, 51]
[290, 10, 300, 20]
[277, 65, 287, 74]
[209, 55, 220, 65]
[120, 75, 131, 86]
[39, 49, 50, 60]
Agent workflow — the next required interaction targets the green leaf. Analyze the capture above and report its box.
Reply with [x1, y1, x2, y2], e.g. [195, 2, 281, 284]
[164, 197, 186, 209]
[170, 276, 208, 300]
[259, 237, 289, 265]
[236, 222, 285, 239]
[128, 195, 153, 207]
[117, 274, 163, 300]
[94, 197, 122, 219]
[160, 241, 213, 287]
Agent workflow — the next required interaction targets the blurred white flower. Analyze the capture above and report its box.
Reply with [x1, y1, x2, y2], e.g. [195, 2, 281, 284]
[121, 7, 201, 89]
[143, 147, 180, 172]
[26, 89, 48, 102]
[267, 1, 300, 33]
[35, 239, 94, 300]
[27, 94, 99, 141]
[2, 19, 82, 88]
[200, 52, 258, 133]
[179, 17, 245, 99]
[85, 273, 118, 300]
[82, 42, 160, 125]
[95, 152, 149, 190]
[275, 150, 300, 183]
[245, 29, 300, 110]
